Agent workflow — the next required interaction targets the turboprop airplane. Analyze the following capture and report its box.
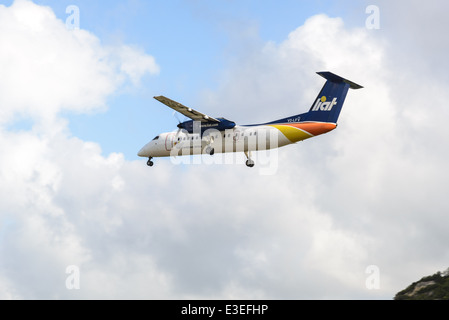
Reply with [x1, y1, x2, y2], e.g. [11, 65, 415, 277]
[138, 71, 362, 167]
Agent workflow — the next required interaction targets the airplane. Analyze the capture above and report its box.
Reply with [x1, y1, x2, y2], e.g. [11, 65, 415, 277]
[138, 71, 363, 167]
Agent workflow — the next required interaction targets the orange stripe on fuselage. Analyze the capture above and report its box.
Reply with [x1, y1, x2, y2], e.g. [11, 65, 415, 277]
[288, 122, 337, 136]
[269, 122, 337, 143]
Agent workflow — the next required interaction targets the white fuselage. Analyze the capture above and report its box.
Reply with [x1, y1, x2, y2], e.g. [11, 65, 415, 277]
[137, 125, 294, 158]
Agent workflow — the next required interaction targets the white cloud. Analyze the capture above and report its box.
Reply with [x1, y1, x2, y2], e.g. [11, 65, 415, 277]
[116, 45, 160, 85]
[1, 0, 449, 300]
[0, 0, 164, 299]
[200, 14, 383, 126]
[0, 0, 159, 125]
[193, 11, 449, 298]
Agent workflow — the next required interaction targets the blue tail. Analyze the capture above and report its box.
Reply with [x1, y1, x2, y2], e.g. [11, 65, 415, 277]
[303, 72, 363, 123]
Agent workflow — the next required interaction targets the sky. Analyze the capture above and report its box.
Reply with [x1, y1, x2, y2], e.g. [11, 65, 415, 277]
[1, 0, 449, 300]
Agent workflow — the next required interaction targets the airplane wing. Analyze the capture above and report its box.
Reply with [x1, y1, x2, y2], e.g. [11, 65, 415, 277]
[154, 96, 220, 123]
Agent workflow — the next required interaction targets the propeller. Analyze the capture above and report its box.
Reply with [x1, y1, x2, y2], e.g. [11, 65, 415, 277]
[173, 110, 182, 125]
[173, 111, 185, 143]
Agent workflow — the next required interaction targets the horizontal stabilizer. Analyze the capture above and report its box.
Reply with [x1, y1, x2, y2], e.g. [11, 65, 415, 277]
[317, 71, 363, 89]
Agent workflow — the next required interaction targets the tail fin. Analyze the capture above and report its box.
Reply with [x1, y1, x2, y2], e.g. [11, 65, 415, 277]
[304, 71, 363, 123]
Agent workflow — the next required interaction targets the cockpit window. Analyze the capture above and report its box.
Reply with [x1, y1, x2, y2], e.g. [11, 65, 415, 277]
[152, 136, 159, 141]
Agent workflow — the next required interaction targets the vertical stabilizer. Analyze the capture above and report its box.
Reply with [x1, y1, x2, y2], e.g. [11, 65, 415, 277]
[304, 72, 363, 123]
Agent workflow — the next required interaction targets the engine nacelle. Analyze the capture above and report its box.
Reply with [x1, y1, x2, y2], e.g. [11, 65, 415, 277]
[178, 118, 236, 134]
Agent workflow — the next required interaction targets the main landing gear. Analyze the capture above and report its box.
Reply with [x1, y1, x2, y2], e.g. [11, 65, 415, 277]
[245, 151, 255, 168]
[147, 157, 154, 167]
[205, 146, 215, 156]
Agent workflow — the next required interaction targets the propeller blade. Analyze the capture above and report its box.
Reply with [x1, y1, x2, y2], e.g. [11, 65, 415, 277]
[172, 110, 182, 124]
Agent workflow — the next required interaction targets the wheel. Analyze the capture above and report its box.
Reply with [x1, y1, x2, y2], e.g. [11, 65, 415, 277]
[205, 146, 215, 155]
[246, 160, 255, 168]
[147, 159, 154, 167]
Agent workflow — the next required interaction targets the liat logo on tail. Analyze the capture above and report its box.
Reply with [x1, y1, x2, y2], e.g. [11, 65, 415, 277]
[311, 96, 338, 111]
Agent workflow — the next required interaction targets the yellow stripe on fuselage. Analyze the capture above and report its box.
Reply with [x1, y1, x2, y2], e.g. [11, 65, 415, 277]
[269, 125, 313, 143]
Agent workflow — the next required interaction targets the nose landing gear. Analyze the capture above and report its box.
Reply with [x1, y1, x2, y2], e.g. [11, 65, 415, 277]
[147, 157, 154, 167]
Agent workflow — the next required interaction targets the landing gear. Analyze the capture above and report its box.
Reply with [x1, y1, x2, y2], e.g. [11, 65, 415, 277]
[244, 151, 255, 168]
[205, 146, 215, 156]
[205, 135, 215, 156]
[147, 157, 154, 167]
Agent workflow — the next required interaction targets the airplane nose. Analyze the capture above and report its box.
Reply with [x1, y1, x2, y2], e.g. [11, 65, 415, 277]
[137, 148, 145, 157]
[138, 144, 150, 157]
